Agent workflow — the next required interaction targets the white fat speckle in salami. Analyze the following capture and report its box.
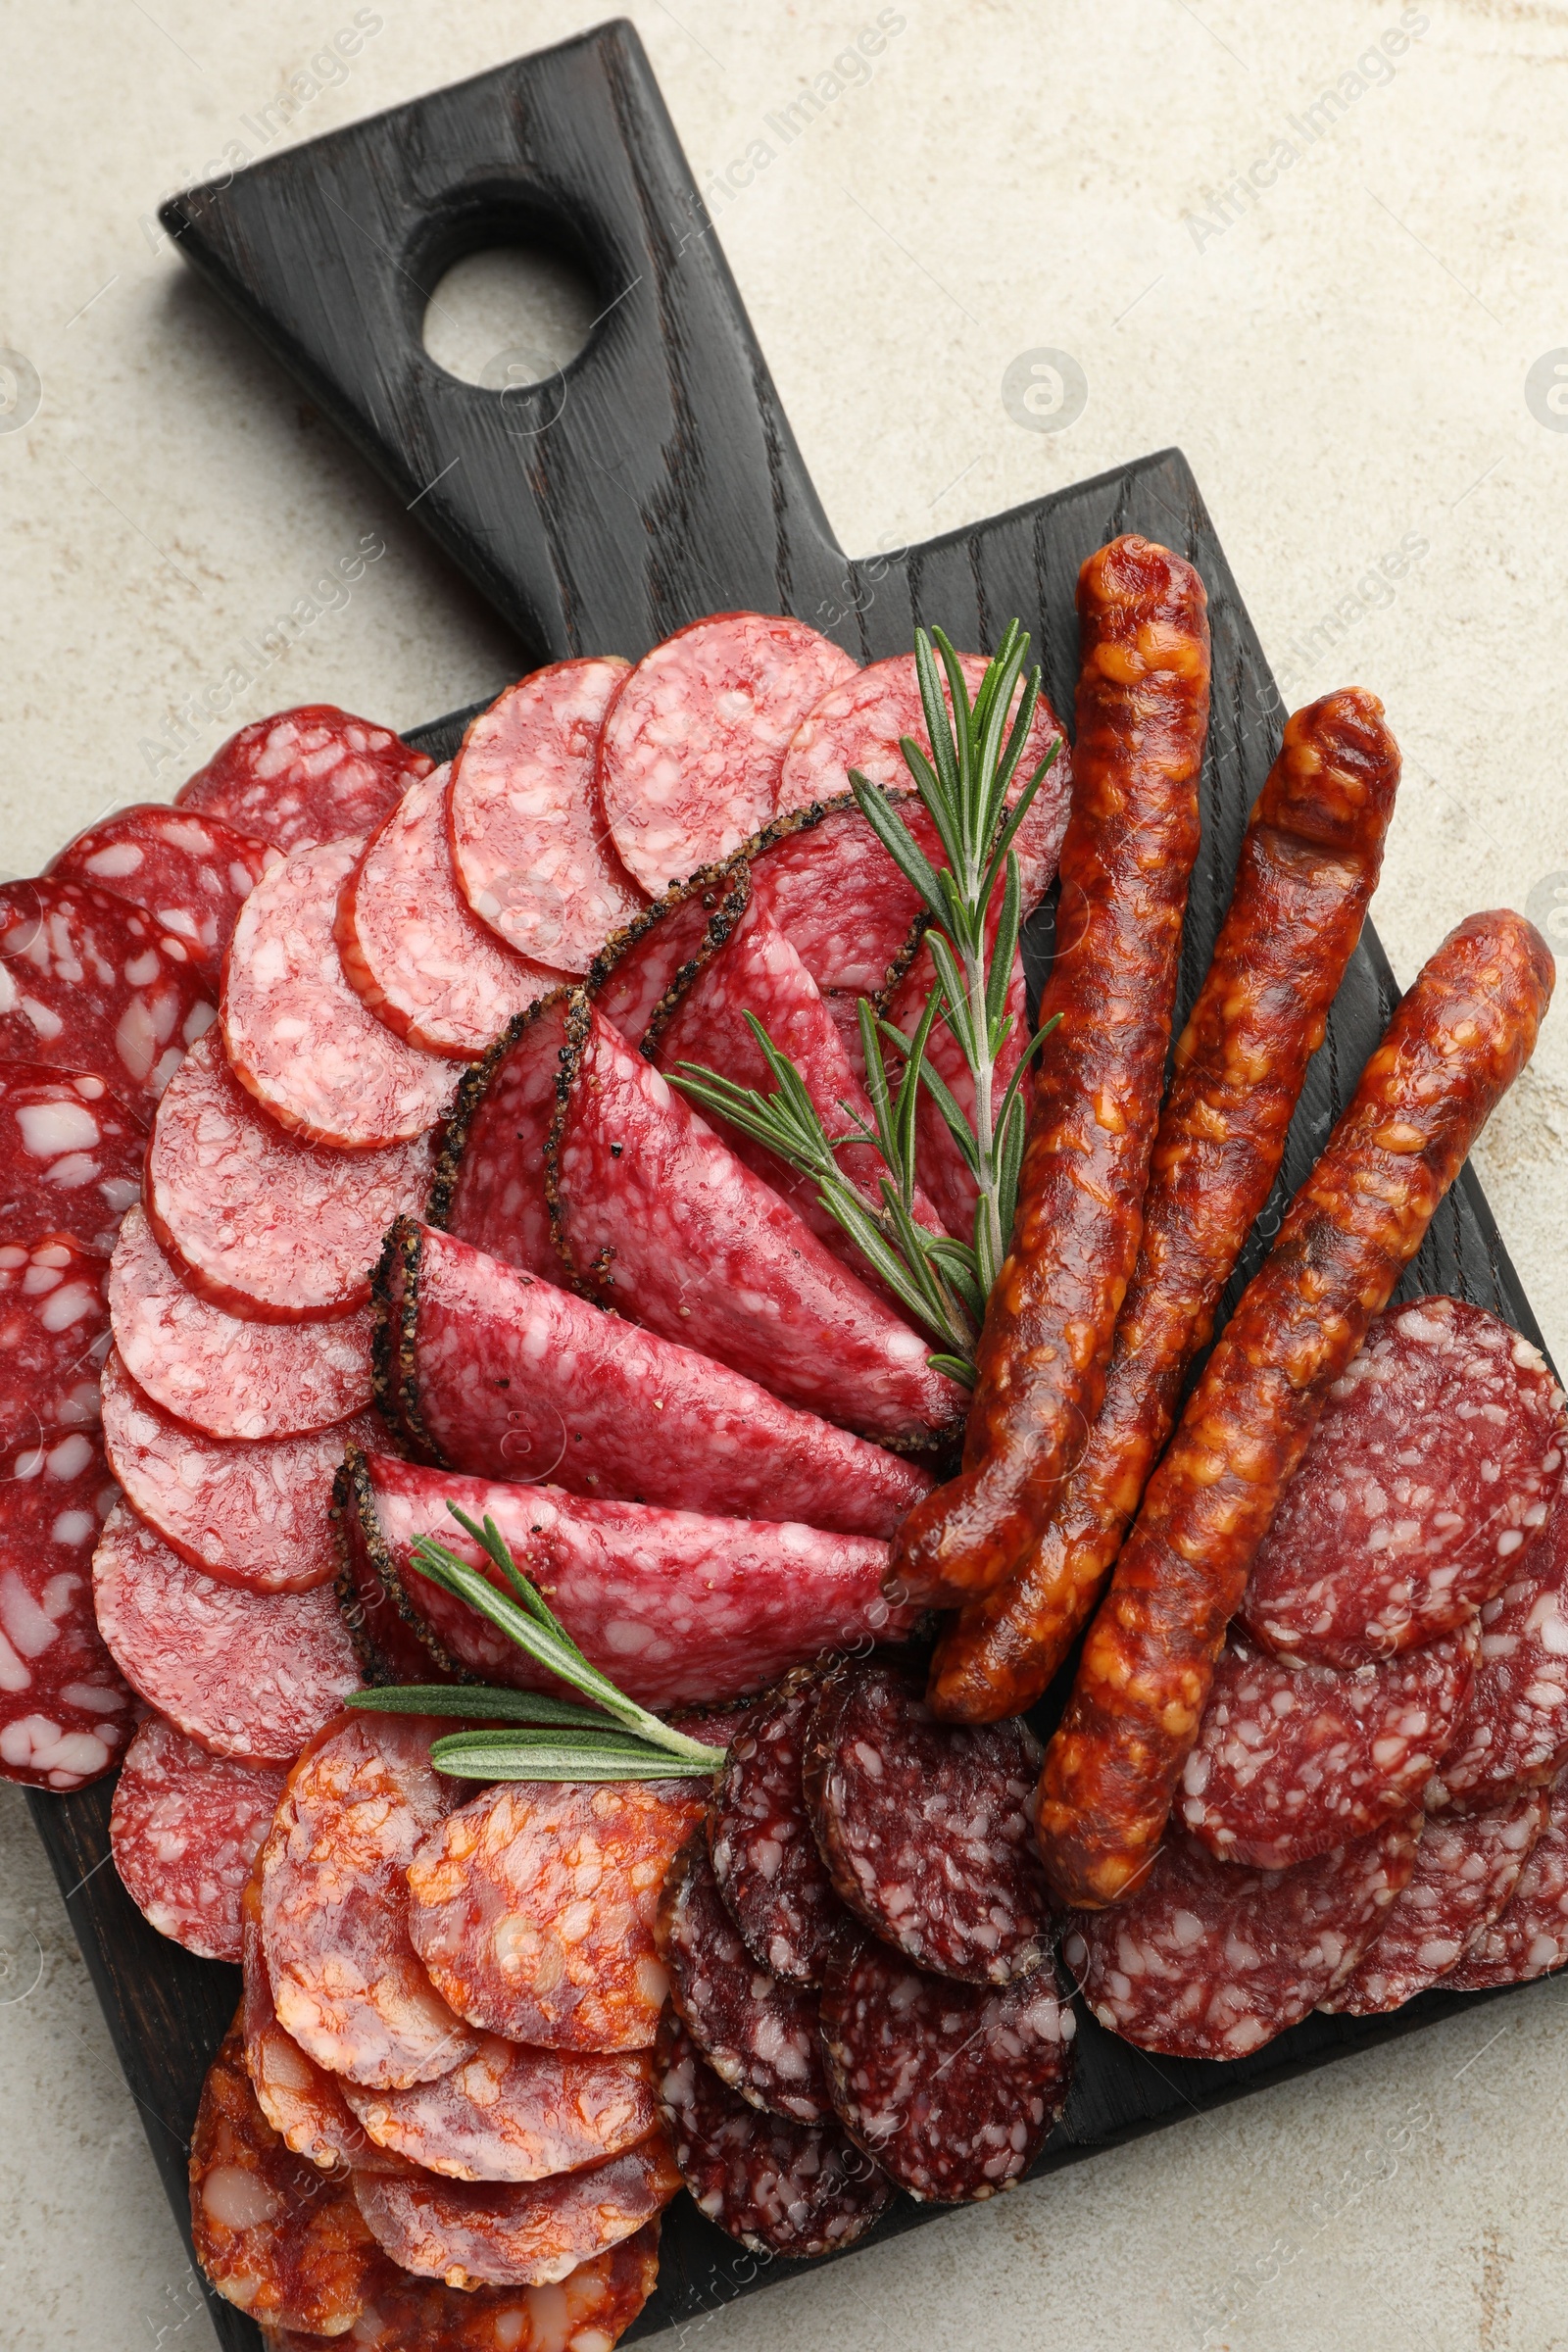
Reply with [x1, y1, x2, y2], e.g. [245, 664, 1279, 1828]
[109, 1714, 287, 1962]
[48, 804, 277, 982]
[0, 1432, 128, 1791]
[1426, 1477, 1568, 1814]
[351, 2135, 678, 2288]
[337, 2032, 658, 2182]
[1324, 1788, 1550, 2012]
[0, 1065, 144, 1254]
[0, 880, 214, 1108]
[0, 1235, 109, 1452]
[710, 1664, 852, 1986]
[1446, 1773, 1568, 1989]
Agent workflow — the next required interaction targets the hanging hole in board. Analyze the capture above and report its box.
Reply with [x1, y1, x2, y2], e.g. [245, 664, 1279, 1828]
[421, 247, 599, 414]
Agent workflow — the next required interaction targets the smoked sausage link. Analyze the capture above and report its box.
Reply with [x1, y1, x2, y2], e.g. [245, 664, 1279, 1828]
[1037, 908, 1554, 1910]
[930, 688, 1401, 1720]
[888, 535, 1210, 1609]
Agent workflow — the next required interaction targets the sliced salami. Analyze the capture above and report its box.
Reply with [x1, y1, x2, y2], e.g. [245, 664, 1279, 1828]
[222, 836, 456, 1149]
[406, 1776, 710, 2052]
[0, 1065, 144, 1255]
[449, 658, 643, 972]
[655, 2005, 892, 2258]
[1179, 1624, 1479, 1870]
[352, 2134, 679, 2289]
[747, 800, 927, 1006]
[91, 1502, 361, 1761]
[0, 1235, 109, 1451]
[338, 2034, 657, 2182]
[243, 1869, 410, 2173]
[0, 1432, 131, 1790]
[657, 1829, 830, 2122]
[431, 993, 570, 1281]
[818, 1936, 1074, 2202]
[597, 613, 857, 896]
[710, 1665, 851, 1987]
[147, 1024, 434, 1322]
[333, 1455, 458, 1690]
[46, 803, 277, 981]
[1426, 1482, 1568, 1815]
[1241, 1298, 1565, 1668]
[1446, 1775, 1568, 1988]
[178, 706, 430, 854]
[0, 876, 215, 1109]
[588, 857, 750, 1045]
[109, 1714, 286, 1962]
[803, 1658, 1052, 1984]
[261, 2227, 662, 2352]
[1060, 1820, 1421, 2060]
[374, 1220, 930, 1538]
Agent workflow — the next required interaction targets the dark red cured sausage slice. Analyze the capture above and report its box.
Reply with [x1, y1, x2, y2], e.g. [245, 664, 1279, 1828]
[0, 1066, 144, 1255]
[655, 2005, 892, 2258]
[1178, 1624, 1479, 1870]
[339, 2034, 657, 2181]
[1425, 1481, 1568, 1816]
[92, 1502, 361, 1761]
[260, 2226, 662, 2352]
[178, 706, 431, 854]
[0, 1235, 109, 1451]
[406, 1776, 710, 2052]
[374, 1220, 932, 1538]
[0, 1432, 130, 1790]
[656, 1829, 830, 2122]
[336, 764, 565, 1059]
[710, 1665, 851, 1987]
[147, 1025, 434, 1322]
[803, 1658, 1052, 1984]
[333, 1453, 459, 1689]
[1323, 1788, 1550, 2013]
[1241, 1298, 1564, 1668]
[111, 1205, 372, 1441]
[1060, 1818, 1420, 2060]
[818, 1937, 1075, 2202]
[431, 993, 570, 1281]
[587, 858, 750, 1048]
[449, 658, 643, 973]
[46, 803, 277, 981]
[0, 877, 216, 1109]
[1445, 1774, 1568, 1988]
[352, 2134, 678, 2289]
[109, 1713, 286, 1962]
[597, 613, 857, 896]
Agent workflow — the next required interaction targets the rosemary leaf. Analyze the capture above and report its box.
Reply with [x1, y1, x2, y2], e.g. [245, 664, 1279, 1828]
[347, 1685, 612, 1729]
[431, 1730, 721, 1783]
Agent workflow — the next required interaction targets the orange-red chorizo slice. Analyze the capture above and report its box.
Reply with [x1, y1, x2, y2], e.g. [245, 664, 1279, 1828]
[338, 2034, 659, 2182]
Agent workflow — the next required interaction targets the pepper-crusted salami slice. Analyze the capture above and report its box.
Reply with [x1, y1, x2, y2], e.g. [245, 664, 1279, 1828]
[0, 877, 215, 1109]
[1040, 910, 1555, 1910]
[655, 2005, 892, 2258]
[0, 1065, 144, 1254]
[1242, 1298, 1564, 1668]
[818, 1938, 1075, 2202]
[893, 538, 1210, 1611]
[803, 1658, 1053, 1984]
[0, 1235, 109, 1450]
[406, 1776, 710, 2052]
[657, 1830, 830, 2121]
[178, 705, 431, 854]
[710, 1665, 850, 1986]
[1179, 1625, 1478, 1870]
[352, 2134, 679, 2289]
[587, 857, 750, 1047]
[0, 1432, 129, 1791]
[1446, 1775, 1568, 1988]
[374, 1221, 932, 1538]
[450, 658, 643, 972]
[242, 1871, 410, 2173]
[431, 993, 571, 1282]
[109, 1714, 286, 1962]
[261, 2228, 662, 2352]
[748, 799, 927, 1004]
[92, 1503, 361, 1761]
[47, 803, 278, 981]
[1425, 1480, 1568, 1815]
[148, 1026, 435, 1322]
[333, 1454, 459, 1690]
[223, 836, 456, 1149]
[338, 2034, 658, 2182]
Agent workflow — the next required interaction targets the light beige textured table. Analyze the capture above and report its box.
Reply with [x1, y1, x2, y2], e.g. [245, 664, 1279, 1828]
[5, 3, 1568, 2346]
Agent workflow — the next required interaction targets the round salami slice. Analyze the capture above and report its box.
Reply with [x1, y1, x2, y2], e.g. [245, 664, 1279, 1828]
[597, 613, 857, 897]
[818, 1936, 1075, 2202]
[178, 706, 431, 854]
[803, 1658, 1053, 1984]
[46, 803, 278, 981]
[260, 2227, 662, 2352]
[655, 2004, 892, 2258]
[0, 1065, 144, 1255]
[587, 858, 750, 1046]
[109, 1713, 286, 1962]
[1446, 1775, 1568, 1988]
[710, 1665, 851, 1987]
[1061, 1819, 1421, 2060]
[91, 1502, 361, 1761]
[0, 876, 216, 1109]
[656, 1829, 830, 2122]
[0, 1235, 109, 1453]
[406, 1776, 710, 2052]
[429, 992, 570, 1282]
[0, 1430, 131, 1791]
[262, 1711, 478, 2089]
[1178, 1624, 1479, 1870]
[147, 1024, 435, 1322]
[223, 835, 457, 1149]
[338, 2034, 657, 2182]
[336, 764, 565, 1059]
[1241, 1298, 1565, 1668]
[449, 658, 644, 973]
[1426, 1482, 1568, 1815]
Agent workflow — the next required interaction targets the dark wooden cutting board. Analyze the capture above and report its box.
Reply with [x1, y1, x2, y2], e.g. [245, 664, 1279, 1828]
[24, 20, 1555, 2349]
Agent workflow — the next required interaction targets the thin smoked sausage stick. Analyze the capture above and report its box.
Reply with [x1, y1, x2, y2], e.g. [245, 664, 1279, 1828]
[1037, 908, 1554, 1910]
[888, 535, 1210, 1611]
[929, 689, 1401, 1721]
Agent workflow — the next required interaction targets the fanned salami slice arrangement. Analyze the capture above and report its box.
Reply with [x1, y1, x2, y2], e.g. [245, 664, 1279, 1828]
[109, 1714, 288, 1961]
[178, 705, 431, 852]
[434, 992, 570, 1280]
[0, 1066, 144, 1254]
[0, 877, 216, 1108]
[47, 803, 278, 982]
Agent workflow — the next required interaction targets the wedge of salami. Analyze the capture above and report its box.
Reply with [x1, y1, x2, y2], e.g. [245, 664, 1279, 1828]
[260, 2227, 662, 2352]
[178, 706, 430, 853]
[710, 1665, 850, 1987]
[338, 2034, 657, 2182]
[587, 858, 750, 1046]
[92, 1502, 361, 1761]
[242, 1870, 410, 2173]
[353, 2134, 678, 2289]
[1242, 1298, 1564, 1667]
[747, 800, 926, 1006]
[0, 876, 215, 1108]
[655, 2005, 892, 2258]
[1425, 1481, 1568, 1815]
[1179, 1625, 1479, 1870]
[1060, 1819, 1420, 2059]
[0, 1065, 144, 1254]
[333, 1456, 458, 1689]
[407, 1776, 710, 2052]
[657, 1829, 830, 2122]
[109, 1713, 286, 1962]
[148, 1025, 435, 1322]
[0, 1432, 130, 1790]
[0, 1235, 109, 1451]
[373, 1220, 931, 1538]
[430, 993, 570, 1282]
[46, 803, 277, 981]
[803, 1658, 1052, 1984]
[1446, 1776, 1568, 1988]
[818, 1937, 1074, 2202]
